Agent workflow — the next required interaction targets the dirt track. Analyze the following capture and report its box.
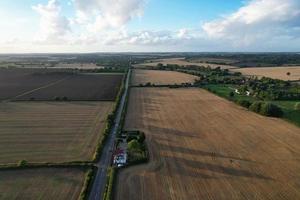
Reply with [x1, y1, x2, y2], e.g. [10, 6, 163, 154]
[132, 69, 199, 85]
[116, 88, 300, 200]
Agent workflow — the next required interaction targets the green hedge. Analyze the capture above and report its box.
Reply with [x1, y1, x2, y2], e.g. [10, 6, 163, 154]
[103, 167, 117, 200]
[79, 167, 97, 200]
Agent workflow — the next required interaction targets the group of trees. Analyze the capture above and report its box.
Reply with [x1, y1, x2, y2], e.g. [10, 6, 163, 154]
[126, 131, 147, 164]
[240, 77, 300, 101]
[236, 99, 283, 117]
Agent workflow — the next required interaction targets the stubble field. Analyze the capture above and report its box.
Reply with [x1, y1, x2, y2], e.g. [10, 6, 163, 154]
[231, 66, 300, 81]
[0, 101, 113, 164]
[116, 88, 300, 200]
[0, 168, 86, 200]
[0, 68, 123, 101]
[134, 58, 237, 70]
[132, 69, 199, 85]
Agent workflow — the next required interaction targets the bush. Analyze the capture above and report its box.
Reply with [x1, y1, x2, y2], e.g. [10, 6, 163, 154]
[128, 139, 140, 151]
[18, 160, 28, 167]
[249, 101, 263, 113]
[295, 102, 300, 111]
[260, 103, 283, 117]
[229, 91, 235, 97]
[54, 96, 60, 101]
[237, 99, 251, 108]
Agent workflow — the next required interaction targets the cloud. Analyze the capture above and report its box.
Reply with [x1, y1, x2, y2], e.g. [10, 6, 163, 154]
[202, 0, 300, 47]
[73, 0, 145, 32]
[32, 0, 71, 43]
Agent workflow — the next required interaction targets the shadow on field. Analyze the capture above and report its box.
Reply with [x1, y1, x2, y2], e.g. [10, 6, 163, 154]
[157, 142, 254, 163]
[162, 156, 273, 181]
[147, 125, 201, 139]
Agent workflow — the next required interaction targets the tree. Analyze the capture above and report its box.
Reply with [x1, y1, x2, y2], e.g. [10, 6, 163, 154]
[138, 132, 145, 143]
[295, 102, 300, 111]
[249, 101, 263, 113]
[237, 99, 251, 108]
[259, 103, 283, 117]
[18, 160, 28, 167]
[128, 140, 140, 152]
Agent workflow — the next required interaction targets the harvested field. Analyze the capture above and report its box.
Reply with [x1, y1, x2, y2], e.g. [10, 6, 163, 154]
[135, 58, 237, 70]
[231, 66, 300, 81]
[0, 168, 86, 200]
[0, 102, 113, 164]
[132, 69, 199, 85]
[0, 68, 123, 101]
[116, 88, 300, 200]
[54, 63, 104, 69]
[16, 73, 123, 101]
[0, 68, 69, 100]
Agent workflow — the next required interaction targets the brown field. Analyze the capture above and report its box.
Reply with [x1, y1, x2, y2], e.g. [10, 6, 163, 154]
[116, 88, 300, 200]
[0, 102, 113, 164]
[134, 57, 237, 70]
[187, 57, 237, 65]
[231, 66, 300, 81]
[0, 168, 86, 200]
[54, 63, 104, 69]
[132, 69, 199, 85]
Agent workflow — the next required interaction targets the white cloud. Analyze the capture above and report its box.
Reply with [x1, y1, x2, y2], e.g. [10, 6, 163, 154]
[32, 0, 71, 43]
[73, 0, 145, 32]
[202, 0, 300, 47]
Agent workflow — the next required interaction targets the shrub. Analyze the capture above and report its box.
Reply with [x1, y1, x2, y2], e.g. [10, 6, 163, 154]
[249, 101, 263, 113]
[138, 132, 145, 143]
[237, 99, 251, 108]
[18, 160, 28, 167]
[259, 103, 283, 117]
[229, 91, 235, 97]
[295, 102, 300, 111]
[54, 96, 60, 101]
[128, 139, 140, 151]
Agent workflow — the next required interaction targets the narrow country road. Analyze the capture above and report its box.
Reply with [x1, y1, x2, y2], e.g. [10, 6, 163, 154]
[89, 68, 131, 200]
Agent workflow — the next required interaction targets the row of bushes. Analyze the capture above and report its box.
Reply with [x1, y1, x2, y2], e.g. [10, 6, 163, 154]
[236, 99, 283, 117]
[102, 167, 117, 200]
[79, 167, 97, 200]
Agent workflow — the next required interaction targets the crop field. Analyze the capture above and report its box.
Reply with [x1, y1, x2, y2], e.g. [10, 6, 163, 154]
[0, 168, 86, 200]
[0, 101, 113, 164]
[16, 73, 123, 101]
[116, 88, 300, 200]
[54, 63, 104, 69]
[135, 58, 237, 70]
[0, 68, 123, 101]
[231, 66, 300, 81]
[132, 69, 199, 85]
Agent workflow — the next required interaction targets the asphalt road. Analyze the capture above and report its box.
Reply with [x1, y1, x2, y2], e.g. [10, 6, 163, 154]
[89, 69, 131, 200]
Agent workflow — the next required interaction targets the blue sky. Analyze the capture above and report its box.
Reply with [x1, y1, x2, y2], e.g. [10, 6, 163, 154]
[0, 0, 300, 53]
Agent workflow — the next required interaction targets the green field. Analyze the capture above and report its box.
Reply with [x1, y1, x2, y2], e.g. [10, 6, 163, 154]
[0, 168, 86, 200]
[204, 84, 300, 127]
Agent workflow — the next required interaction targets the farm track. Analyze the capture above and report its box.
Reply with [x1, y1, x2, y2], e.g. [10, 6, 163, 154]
[116, 88, 300, 200]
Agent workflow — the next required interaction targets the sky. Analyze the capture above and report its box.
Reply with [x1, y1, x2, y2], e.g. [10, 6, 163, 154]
[0, 0, 300, 53]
